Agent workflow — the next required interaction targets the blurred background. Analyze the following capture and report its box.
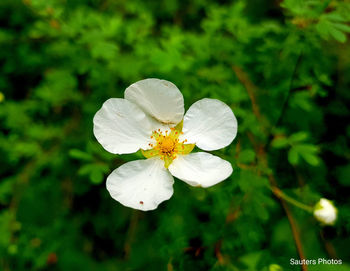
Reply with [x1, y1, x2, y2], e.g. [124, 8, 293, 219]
[1, 0, 350, 270]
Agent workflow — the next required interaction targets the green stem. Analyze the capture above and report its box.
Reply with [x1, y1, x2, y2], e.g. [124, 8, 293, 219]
[272, 187, 314, 213]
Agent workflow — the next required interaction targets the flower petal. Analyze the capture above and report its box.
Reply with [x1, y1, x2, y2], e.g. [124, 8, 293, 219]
[124, 78, 184, 125]
[181, 98, 238, 151]
[168, 152, 233, 188]
[93, 98, 158, 154]
[106, 158, 174, 211]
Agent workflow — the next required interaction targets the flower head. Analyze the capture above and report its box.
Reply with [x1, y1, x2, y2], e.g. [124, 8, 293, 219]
[93, 78, 238, 211]
[313, 198, 337, 225]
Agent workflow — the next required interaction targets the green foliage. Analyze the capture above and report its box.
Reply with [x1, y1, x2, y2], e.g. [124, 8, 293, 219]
[1, 0, 350, 270]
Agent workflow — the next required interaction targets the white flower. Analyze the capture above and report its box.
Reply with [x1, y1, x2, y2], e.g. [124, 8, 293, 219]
[313, 198, 337, 225]
[93, 78, 238, 211]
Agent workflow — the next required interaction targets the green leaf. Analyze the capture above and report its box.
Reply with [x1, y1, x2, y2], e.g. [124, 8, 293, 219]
[324, 13, 347, 22]
[295, 144, 318, 154]
[316, 20, 331, 39]
[332, 22, 350, 33]
[239, 251, 263, 271]
[238, 149, 256, 163]
[90, 170, 104, 184]
[91, 41, 118, 59]
[330, 27, 347, 43]
[69, 149, 93, 161]
[271, 137, 289, 148]
[288, 147, 299, 165]
[269, 264, 283, 271]
[292, 144, 320, 166]
[78, 163, 109, 184]
[289, 132, 308, 143]
[300, 152, 320, 166]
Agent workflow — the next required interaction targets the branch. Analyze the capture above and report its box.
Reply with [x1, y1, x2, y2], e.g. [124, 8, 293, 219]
[266, 51, 303, 148]
[268, 172, 307, 271]
[124, 210, 139, 259]
[232, 66, 262, 121]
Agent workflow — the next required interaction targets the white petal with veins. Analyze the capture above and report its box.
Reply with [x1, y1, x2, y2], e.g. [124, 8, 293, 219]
[93, 98, 159, 154]
[181, 98, 237, 151]
[107, 158, 174, 211]
[125, 78, 184, 125]
[168, 152, 233, 188]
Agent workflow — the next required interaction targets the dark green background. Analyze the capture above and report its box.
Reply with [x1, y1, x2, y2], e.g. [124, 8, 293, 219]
[1, 0, 350, 270]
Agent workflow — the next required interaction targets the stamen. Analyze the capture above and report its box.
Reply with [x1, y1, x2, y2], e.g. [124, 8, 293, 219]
[145, 127, 192, 168]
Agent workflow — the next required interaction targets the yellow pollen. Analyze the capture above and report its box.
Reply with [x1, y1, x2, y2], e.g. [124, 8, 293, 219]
[141, 122, 195, 168]
[160, 137, 175, 153]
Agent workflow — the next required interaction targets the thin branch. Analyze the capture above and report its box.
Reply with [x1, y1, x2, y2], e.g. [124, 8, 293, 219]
[274, 51, 303, 129]
[232, 66, 262, 121]
[320, 230, 338, 259]
[124, 210, 139, 260]
[266, 51, 303, 149]
[266, 160, 308, 271]
[215, 240, 225, 265]
[272, 187, 313, 213]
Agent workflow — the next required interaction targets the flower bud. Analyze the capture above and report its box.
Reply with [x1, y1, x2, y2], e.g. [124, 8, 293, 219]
[313, 198, 337, 225]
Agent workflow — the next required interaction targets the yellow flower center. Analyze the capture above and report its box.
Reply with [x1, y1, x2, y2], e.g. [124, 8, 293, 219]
[141, 121, 195, 168]
[159, 137, 175, 154]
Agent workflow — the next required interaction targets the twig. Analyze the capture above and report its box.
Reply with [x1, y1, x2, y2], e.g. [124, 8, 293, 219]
[215, 240, 225, 264]
[320, 230, 338, 259]
[272, 187, 313, 213]
[266, 51, 303, 149]
[124, 210, 139, 259]
[167, 257, 174, 271]
[214, 194, 247, 265]
[274, 51, 303, 129]
[268, 173, 307, 271]
[232, 66, 262, 121]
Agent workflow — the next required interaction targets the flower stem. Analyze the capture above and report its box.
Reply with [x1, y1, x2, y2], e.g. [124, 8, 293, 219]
[271, 187, 314, 213]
